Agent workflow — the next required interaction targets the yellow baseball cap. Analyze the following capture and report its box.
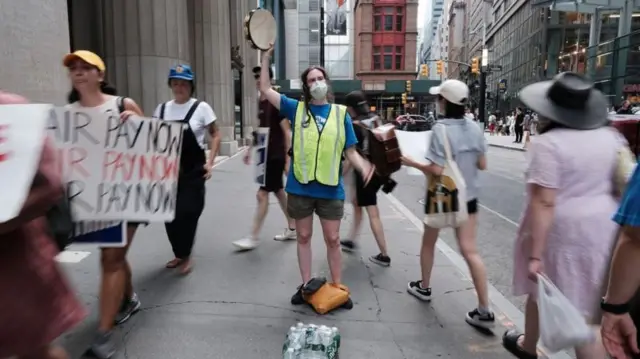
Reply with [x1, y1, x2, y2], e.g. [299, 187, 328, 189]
[62, 50, 106, 72]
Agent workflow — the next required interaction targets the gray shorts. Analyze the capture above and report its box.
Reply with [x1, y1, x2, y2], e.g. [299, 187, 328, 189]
[287, 193, 344, 220]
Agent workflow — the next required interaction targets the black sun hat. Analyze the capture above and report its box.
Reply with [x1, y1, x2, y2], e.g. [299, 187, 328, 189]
[519, 72, 608, 130]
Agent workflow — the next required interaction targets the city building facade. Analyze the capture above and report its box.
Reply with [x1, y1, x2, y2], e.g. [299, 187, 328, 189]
[485, 5, 640, 111]
[447, 1, 467, 79]
[2, 0, 260, 155]
[431, 9, 450, 80]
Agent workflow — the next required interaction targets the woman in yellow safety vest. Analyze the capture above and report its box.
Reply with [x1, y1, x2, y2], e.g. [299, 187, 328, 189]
[258, 44, 374, 306]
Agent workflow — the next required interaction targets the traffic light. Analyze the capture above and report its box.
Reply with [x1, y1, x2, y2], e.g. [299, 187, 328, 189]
[436, 60, 444, 75]
[405, 80, 412, 93]
[471, 57, 480, 74]
[420, 64, 429, 77]
[401, 93, 407, 104]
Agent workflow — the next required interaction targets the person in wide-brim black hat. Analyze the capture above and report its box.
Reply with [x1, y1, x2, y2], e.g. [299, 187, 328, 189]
[518, 71, 609, 131]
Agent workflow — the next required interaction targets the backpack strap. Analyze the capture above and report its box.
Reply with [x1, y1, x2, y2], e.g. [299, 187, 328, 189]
[117, 96, 126, 113]
[159, 103, 166, 119]
[181, 101, 201, 123]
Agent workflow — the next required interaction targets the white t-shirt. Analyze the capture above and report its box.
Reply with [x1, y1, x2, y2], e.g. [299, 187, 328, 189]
[153, 98, 216, 149]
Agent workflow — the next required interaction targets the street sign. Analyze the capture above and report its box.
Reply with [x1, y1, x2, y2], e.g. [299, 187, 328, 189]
[488, 65, 503, 72]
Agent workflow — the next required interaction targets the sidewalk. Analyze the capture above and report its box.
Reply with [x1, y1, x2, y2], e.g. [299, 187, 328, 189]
[58, 151, 529, 359]
[485, 134, 527, 152]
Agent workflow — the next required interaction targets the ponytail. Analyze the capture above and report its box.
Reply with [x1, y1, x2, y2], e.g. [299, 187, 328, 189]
[67, 81, 118, 103]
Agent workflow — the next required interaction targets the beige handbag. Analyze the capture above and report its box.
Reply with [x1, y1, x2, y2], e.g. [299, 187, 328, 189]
[614, 146, 636, 196]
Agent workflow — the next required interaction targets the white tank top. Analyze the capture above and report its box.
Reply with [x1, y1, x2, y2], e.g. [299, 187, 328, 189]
[66, 95, 120, 115]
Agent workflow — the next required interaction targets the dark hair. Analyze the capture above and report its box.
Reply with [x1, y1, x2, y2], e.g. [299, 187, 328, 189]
[438, 95, 465, 119]
[67, 81, 117, 103]
[345, 91, 369, 116]
[300, 66, 333, 126]
[167, 78, 196, 96]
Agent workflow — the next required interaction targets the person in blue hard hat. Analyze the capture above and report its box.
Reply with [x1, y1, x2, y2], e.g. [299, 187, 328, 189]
[153, 64, 221, 275]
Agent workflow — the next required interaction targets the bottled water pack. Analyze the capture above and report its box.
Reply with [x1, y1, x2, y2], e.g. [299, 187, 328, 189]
[282, 322, 341, 358]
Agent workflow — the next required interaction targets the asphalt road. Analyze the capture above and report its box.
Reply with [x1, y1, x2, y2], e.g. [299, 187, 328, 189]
[390, 147, 528, 309]
[54, 149, 531, 359]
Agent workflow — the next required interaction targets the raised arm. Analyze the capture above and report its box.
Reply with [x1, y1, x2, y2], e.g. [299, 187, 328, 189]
[259, 44, 281, 110]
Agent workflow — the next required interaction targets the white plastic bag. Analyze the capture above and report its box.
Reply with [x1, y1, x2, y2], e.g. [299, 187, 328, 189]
[537, 274, 594, 352]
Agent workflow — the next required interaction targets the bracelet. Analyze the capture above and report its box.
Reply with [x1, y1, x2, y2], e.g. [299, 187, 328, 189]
[601, 298, 630, 315]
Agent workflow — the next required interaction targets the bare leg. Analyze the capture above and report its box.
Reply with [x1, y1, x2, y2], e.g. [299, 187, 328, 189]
[420, 224, 439, 286]
[455, 214, 490, 308]
[320, 218, 343, 284]
[365, 205, 388, 256]
[275, 189, 296, 229]
[518, 295, 540, 354]
[347, 201, 363, 240]
[98, 226, 137, 332]
[296, 215, 314, 283]
[19, 345, 69, 359]
[250, 190, 269, 238]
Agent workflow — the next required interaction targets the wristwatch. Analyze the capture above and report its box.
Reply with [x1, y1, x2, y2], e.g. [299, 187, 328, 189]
[601, 298, 631, 314]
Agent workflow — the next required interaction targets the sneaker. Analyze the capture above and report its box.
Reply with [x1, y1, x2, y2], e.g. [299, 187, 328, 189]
[232, 237, 260, 251]
[84, 331, 116, 359]
[291, 284, 305, 305]
[274, 228, 297, 241]
[114, 293, 141, 325]
[407, 280, 431, 301]
[340, 240, 358, 252]
[369, 253, 391, 267]
[465, 308, 496, 329]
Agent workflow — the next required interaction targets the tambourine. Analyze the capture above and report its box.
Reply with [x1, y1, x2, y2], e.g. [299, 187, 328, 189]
[243, 8, 277, 51]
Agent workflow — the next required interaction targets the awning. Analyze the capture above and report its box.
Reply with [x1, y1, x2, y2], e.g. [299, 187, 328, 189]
[531, 0, 635, 13]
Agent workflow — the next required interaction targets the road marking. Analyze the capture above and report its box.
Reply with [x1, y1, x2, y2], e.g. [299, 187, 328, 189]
[55, 250, 92, 263]
[383, 193, 572, 359]
[56, 149, 248, 264]
[478, 203, 519, 227]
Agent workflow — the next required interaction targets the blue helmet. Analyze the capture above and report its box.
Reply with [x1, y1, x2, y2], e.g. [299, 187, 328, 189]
[168, 64, 194, 81]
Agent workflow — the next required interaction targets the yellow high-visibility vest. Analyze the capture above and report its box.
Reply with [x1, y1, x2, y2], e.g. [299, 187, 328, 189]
[292, 102, 346, 186]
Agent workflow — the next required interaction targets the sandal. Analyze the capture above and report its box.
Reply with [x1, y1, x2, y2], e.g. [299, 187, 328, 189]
[165, 258, 182, 269]
[502, 329, 538, 359]
[179, 258, 193, 275]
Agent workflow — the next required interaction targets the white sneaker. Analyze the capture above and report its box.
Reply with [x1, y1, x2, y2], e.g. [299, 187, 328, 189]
[274, 228, 297, 241]
[232, 237, 260, 250]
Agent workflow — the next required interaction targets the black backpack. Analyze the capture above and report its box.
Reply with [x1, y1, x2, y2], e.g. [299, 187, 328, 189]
[48, 97, 127, 251]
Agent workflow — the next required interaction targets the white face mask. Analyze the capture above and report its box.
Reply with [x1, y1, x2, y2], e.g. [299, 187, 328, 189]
[310, 80, 328, 100]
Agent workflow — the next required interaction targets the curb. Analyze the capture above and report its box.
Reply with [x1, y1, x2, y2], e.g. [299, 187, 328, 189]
[488, 143, 527, 152]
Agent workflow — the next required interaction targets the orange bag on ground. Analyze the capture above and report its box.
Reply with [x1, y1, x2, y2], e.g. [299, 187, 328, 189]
[304, 282, 350, 315]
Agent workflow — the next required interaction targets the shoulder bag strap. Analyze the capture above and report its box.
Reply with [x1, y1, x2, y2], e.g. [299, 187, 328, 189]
[182, 100, 201, 123]
[117, 97, 126, 113]
[159, 103, 167, 119]
[439, 125, 454, 163]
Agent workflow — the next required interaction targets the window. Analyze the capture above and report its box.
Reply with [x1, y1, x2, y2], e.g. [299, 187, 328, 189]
[373, 6, 404, 32]
[373, 46, 382, 69]
[309, 0, 319, 11]
[372, 45, 404, 70]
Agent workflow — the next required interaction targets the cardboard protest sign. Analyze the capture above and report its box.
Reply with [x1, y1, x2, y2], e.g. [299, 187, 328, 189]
[253, 127, 270, 185]
[395, 130, 431, 176]
[0, 104, 50, 222]
[71, 220, 126, 247]
[47, 107, 184, 222]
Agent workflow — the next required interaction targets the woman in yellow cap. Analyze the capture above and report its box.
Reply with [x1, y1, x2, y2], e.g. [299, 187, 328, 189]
[62, 50, 144, 359]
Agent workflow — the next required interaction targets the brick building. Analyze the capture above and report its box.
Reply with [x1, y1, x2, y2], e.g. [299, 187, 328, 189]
[354, 0, 419, 92]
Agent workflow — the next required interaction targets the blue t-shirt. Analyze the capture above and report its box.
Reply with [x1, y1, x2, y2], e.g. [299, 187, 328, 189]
[280, 95, 358, 200]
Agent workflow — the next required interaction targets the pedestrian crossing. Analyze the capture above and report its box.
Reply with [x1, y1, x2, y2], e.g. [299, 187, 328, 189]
[55, 250, 92, 263]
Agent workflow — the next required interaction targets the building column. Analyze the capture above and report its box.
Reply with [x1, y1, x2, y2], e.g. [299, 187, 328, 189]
[614, 0, 633, 102]
[545, 29, 562, 76]
[0, 0, 70, 103]
[101, 0, 191, 115]
[193, 0, 236, 155]
[586, 9, 602, 79]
